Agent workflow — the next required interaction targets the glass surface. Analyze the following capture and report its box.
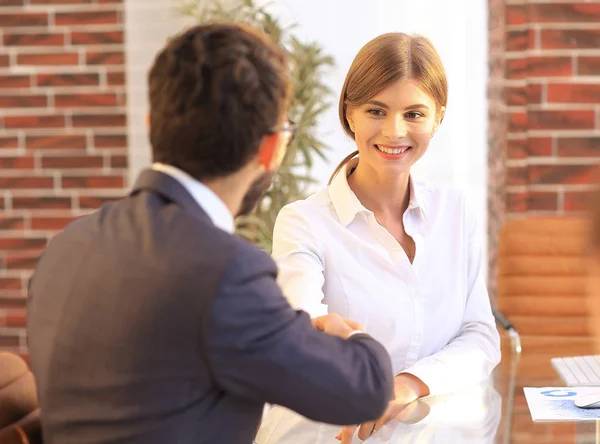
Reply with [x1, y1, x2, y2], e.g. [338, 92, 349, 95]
[356, 354, 600, 443]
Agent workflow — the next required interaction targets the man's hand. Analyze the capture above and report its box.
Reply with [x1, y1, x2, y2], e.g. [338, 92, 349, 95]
[311, 314, 364, 340]
[335, 373, 429, 443]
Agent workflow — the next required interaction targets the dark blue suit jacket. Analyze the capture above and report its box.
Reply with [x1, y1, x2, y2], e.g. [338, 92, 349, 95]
[27, 169, 394, 444]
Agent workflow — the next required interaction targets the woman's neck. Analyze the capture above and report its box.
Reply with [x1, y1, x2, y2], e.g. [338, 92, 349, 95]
[347, 162, 411, 220]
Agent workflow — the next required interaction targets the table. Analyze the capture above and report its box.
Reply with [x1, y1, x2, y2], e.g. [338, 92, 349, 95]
[352, 366, 599, 444]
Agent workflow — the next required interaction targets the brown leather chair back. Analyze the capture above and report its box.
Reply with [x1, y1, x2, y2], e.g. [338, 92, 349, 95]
[0, 353, 41, 443]
[497, 217, 596, 383]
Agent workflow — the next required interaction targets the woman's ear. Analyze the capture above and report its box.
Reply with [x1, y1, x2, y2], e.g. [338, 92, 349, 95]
[346, 109, 355, 133]
[438, 106, 446, 125]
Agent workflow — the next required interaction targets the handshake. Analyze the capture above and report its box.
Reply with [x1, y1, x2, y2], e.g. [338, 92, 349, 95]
[311, 313, 365, 340]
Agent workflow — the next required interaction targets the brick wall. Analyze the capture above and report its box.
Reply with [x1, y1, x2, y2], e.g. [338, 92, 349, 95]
[0, 0, 128, 357]
[488, 0, 508, 305]
[488, 1, 600, 300]
[488, 2, 600, 442]
[504, 2, 600, 217]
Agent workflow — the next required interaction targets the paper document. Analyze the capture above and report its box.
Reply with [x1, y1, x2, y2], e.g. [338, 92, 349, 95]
[524, 387, 600, 422]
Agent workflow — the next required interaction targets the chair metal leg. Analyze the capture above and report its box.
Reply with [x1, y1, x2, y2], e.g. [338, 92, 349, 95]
[501, 327, 522, 444]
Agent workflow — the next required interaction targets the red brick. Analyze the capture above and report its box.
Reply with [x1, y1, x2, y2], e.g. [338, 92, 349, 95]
[0, 94, 47, 108]
[41, 155, 103, 169]
[529, 137, 553, 156]
[506, 137, 553, 160]
[0, 197, 5, 210]
[36, 73, 100, 87]
[530, 3, 600, 23]
[0, 176, 53, 189]
[30, 0, 93, 3]
[0, 334, 21, 348]
[0, 13, 48, 27]
[0, 54, 9, 67]
[527, 84, 542, 104]
[0, 136, 19, 149]
[107, 71, 125, 86]
[0, 75, 30, 89]
[26, 134, 87, 150]
[55, 11, 119, 26]
[509, 112, 527, 132]
[0, 216, 26, 230]
[507, 29, 535, 51]
[530, 57, 572, 77]
[529, 110, 594, 130]
[0, 310, 27, 328]
[62, 175, 124, 188]
[0, 0, 25, 5]
[578, 57, 600, 76]
[507, 191, 560, 213]
[564, 190, 591, 212]
[506, 57, 572, 80]
[72, 113, 125, 127]
[506, 5, 525, 26]
[17, 52, 79, 66]
[557, 137, 600, 157]
[55, 93, 118, 108]
[0, 297, 26, 310]
[109, 154, 127, 168]
[0, 279, 21, 290]
[507, 166, 528, 186]
[0, 237, 47, 250]
[71, 31, 124, 45]
[0, 156, 34, 169]
[94, 134, 126, 148]
[507, 139, 527, 160]
[505, 86, 526, 107]
[12, 197, 72, 210]
[3, 33, 65, 47]
[30, 216, 77, 230]
[542, 30, 600, 50]
[506, 58, 527, 80]
[4, 115, 65, 129]
[86, 51, 124, 66]
[547, 84, 600, 103]
[529, 164, 598, 185]
[78, 195, 122, 209]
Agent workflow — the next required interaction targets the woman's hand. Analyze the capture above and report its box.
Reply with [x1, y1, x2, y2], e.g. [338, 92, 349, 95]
[335, 373, 429, 443]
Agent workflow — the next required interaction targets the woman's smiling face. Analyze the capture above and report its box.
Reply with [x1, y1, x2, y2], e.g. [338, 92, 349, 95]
[346, 79, 444, 175]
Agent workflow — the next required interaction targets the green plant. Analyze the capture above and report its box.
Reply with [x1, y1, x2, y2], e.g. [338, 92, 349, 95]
[179, 0, 334, 252]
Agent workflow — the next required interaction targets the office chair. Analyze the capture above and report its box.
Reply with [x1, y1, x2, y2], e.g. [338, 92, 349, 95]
[0, 352, 42, 443]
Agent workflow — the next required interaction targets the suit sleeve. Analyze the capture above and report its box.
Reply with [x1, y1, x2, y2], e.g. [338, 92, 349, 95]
[203, 243, 394, 425]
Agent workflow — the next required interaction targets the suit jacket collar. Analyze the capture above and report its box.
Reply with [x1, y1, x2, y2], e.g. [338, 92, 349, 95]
[130, 169, 212, 224]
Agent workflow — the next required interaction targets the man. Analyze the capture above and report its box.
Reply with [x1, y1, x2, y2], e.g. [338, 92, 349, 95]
[27, 23, 394, 444]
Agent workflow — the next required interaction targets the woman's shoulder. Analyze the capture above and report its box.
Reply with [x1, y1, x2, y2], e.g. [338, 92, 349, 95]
[278, 186, 335, 221]
[412, 178, 476, 223]
[413, 178, 467, 205]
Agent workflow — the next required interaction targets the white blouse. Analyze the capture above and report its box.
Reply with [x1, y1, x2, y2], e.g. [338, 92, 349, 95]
[256, 161, 500, 444]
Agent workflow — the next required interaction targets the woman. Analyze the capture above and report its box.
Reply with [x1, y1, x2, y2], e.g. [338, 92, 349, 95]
[256, 32, 500, 444]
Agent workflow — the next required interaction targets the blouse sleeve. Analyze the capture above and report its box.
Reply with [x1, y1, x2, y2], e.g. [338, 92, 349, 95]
[271, 203, 328, 318]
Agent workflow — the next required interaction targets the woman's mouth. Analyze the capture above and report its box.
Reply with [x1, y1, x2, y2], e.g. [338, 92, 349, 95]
[374, 144, 412, 158]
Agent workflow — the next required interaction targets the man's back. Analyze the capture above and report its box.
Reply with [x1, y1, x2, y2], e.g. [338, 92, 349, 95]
[28, 171, 243, 443]
[28, 171, 394, 443]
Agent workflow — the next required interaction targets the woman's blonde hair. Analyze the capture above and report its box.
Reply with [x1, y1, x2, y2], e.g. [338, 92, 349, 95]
[329, 33, 448, 184]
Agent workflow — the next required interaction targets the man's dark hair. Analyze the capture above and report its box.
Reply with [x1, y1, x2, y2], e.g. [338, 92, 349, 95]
[148, 23, 290, 180]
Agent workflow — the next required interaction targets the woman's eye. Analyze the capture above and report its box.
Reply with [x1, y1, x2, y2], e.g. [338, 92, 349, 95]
[367, 109, 385, 117]
[406, 112, 424, 119]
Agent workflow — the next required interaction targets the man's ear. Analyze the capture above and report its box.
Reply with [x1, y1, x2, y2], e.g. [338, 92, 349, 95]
[146, 111, 151, 129]
[258, 133, 284, 170]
